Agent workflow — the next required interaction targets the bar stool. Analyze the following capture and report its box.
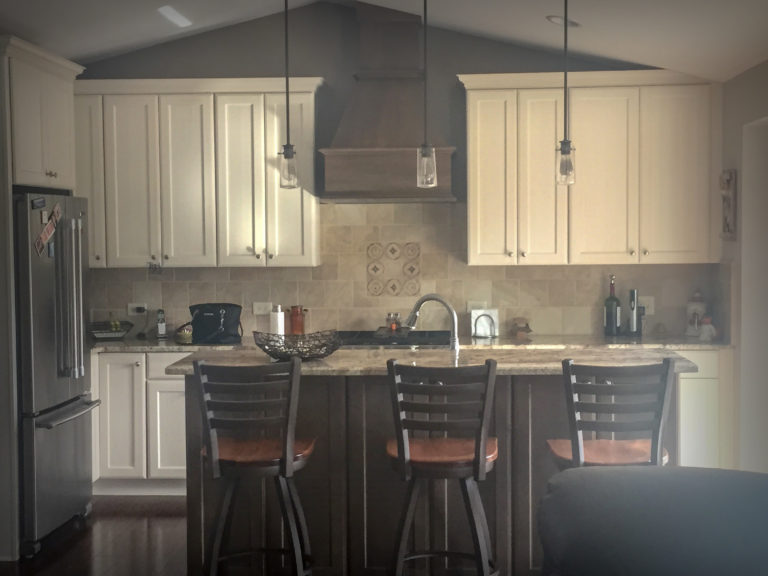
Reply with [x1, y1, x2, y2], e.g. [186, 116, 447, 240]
[546, 358, 674, 469]
[193, 357, 313, 576]
[386, 359, 499, 576]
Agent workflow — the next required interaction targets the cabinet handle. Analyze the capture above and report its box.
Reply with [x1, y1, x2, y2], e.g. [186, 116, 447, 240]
[629, 249, 636, 256]
[95, 255, 101, 261]
[521, 251, 527, 258]
[643, 249, 649, 256]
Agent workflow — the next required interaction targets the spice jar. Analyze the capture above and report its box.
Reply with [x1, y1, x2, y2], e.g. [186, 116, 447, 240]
[290, 305, 305, 335]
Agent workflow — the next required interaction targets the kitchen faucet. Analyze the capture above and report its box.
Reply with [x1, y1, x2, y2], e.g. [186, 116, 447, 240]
[403, 293, 459, 355]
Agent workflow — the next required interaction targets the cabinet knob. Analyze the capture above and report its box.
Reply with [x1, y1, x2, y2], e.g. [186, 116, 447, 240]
[246, 246, 254, 253]
[629, 249, 636, 256]
[151, 254, 157, 260]
[52, 171, 58, 178]
[135, 361, 141, 367]
[95, 254, 101, 261]
[506, 251, 514, 257]
[164, 254, 169, 260]
[643, 249, 649, 256]
[255, 253, 261, 259]
[520, 251, 527, 258]
[268, 253, 274, 260]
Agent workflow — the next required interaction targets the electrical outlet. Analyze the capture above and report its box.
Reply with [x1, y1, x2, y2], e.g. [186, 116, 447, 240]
[252, 301, 273, 315]
[466, 300, 487, 313]
[638, 296, 655, 316]
[126, 302, 148, 316]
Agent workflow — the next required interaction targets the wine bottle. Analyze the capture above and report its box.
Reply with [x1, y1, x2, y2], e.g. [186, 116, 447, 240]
[604, 274, 621, 337]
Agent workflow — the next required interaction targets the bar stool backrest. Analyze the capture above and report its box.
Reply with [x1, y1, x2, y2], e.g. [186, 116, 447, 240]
[193, 357, 301, 478]
[387, 359, 497, 481]
[562, 358, 674, 467]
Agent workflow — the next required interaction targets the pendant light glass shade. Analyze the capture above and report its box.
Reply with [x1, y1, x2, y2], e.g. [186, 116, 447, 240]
[280, 143, 299, 189]
[279, 0, 298, 189]
[417, 144, 437, 188]
[556, 139, 575, 185]
[557, 0, 575, 185]
[416, 0, 437, 189]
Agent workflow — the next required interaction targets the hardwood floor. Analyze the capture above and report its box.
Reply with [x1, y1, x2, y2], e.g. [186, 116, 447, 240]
[0, 496, 186, 576]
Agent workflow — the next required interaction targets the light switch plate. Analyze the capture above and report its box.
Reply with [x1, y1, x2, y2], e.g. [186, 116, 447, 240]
[252, 301, 273, 315]
[638, 296, 655, 316]
[127, 302, 147, 316]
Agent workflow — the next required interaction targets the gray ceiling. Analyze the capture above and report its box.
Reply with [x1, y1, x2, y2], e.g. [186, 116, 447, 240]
[1, 0, 767, 81]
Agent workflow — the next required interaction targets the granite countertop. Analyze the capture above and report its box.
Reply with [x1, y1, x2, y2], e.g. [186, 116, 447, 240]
[90, 334, 731, 354]
[164, 347, 697, 377]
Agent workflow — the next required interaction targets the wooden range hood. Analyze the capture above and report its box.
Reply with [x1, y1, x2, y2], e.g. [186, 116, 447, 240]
[319, 3, 455, 203]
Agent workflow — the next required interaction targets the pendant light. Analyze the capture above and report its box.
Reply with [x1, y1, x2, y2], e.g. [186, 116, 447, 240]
[417, 0, 437, 188]
[556, 0, 575, 185]
[279, 0, 298, 189]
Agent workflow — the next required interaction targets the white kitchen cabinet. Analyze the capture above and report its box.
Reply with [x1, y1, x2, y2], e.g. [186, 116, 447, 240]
[75, 95, 107, 268]
[569, 87, 640, 264]
[676, 349, 736, 469]
[103, 95, 161, 268]
[460, 71, 720, 266]
[98, 353, 147, 479]
[5, 39, 82, 190]
[217, 91, 318, 267]
[146, 353, 188, 479]
[467, 89, 566, 265]
[639, 85, 711, 263]
[159, 94, 216, 267]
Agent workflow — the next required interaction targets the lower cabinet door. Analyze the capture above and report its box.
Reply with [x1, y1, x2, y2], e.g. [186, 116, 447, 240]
[147, 379, 187, 479]
[99, 353, 147, 479]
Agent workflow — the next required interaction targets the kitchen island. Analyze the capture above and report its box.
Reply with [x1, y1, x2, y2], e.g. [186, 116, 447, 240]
[167, 348, 696, 576]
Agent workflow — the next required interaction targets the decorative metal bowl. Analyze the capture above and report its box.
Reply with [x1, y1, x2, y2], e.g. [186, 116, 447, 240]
[252, 330, 342, 361]
[89, 320, 133, 340]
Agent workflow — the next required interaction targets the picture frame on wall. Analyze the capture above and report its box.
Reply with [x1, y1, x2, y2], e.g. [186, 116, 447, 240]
[720, 169, 737, 241]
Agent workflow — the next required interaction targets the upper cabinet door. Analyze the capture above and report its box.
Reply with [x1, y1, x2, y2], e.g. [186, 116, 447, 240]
[75, 95, 107, 268]
[517, 89, 567, 265]
[103, 95, 161, 267]
[10, 58, 76, 190]
[569, 87, 640, 264]
[467, 89, 518, 265]
[639, 85, 711, 263]
[264, 92, 318, 267]
[216, 94, 267, 267]
[159, 94, 216, 267]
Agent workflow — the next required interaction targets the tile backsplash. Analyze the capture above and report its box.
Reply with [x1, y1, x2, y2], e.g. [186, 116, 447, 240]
[88, 203, 723, 340]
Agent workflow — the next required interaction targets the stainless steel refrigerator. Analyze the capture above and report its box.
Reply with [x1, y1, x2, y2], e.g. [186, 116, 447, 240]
[14, 189, 99, 556]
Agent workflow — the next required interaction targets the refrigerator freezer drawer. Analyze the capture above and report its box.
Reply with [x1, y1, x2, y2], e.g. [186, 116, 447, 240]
[21, 399, 96, 549]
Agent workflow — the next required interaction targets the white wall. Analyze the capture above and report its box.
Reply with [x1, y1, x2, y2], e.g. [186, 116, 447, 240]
[739, 120, 768, 473]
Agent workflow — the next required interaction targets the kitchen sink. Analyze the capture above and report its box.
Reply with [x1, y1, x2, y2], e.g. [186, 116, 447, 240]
[337, 330, 451, 349]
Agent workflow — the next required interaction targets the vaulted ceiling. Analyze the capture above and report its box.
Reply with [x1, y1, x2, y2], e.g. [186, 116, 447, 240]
[1, 0, 767, 81]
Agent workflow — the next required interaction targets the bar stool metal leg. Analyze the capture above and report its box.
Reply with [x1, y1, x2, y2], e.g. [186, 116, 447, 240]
[276, 476, 307, 575]
[393, 477, 421, 576]
[467, 477, 494, 565]
[287, 476, 312, 560]
[460, 477, 491, 576]
[207, 477, 238, 576]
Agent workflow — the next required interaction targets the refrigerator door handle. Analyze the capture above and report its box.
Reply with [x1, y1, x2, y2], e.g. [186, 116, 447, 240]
[70, 219, 79, 379]
[35, 399, 101, 430]
[76, 217, 85, 379]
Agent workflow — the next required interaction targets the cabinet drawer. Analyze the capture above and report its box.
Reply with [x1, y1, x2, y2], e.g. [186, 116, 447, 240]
[676, 350, 718, 379]
[147, 352, 190, 380]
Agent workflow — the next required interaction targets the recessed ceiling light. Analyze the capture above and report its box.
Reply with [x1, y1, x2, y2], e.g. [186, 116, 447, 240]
[158, 5, 193, 28]
[546, 15, 580, 27]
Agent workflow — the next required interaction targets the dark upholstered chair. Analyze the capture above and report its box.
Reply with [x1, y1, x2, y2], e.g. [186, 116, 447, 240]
[193, 358, 313, 576]
[538, 466, 768, 576]
[387, 359, 499, 576]
[546, 358, 674, 469]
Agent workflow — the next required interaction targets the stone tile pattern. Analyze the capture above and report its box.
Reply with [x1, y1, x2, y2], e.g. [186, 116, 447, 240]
[366, 241, 421, 298]
[88, 203, 723, 340]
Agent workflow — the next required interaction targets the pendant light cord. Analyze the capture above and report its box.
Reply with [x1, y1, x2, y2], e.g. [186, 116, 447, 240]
[422, 0, 428, 148]
[284, 0, 291, 147]
[563, 0, 569, 142]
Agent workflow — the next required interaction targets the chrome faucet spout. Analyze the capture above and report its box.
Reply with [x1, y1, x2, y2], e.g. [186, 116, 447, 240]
[403, 293, 460, 354]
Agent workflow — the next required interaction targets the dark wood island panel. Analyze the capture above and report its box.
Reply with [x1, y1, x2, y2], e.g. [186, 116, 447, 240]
[174, 349, 693, 576]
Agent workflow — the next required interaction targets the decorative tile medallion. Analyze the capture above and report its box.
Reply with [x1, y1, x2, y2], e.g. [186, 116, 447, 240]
[367, 242, 421, 297]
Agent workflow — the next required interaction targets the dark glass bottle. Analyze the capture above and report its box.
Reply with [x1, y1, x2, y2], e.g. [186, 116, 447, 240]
[604, 274, 621, 337]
